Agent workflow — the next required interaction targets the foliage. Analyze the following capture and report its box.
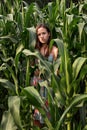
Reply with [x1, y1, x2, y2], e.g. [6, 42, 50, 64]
[0, 0, 87, 130]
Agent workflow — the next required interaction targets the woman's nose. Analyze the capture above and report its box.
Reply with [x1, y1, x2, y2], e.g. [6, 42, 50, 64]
[40, 34, 43, 37]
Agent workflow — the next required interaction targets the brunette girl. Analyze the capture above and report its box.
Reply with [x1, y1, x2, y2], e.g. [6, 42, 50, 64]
[32, 23, 58, 128]
[35, 23, 58, 61]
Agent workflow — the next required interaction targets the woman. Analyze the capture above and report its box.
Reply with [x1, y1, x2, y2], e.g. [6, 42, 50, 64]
[35, 23, 58, 61]
[32, 23, 58, 128]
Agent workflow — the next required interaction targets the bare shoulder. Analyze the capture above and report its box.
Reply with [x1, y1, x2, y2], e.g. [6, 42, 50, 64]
[51, 46, 58, 60]
[52, 46, 58, 51]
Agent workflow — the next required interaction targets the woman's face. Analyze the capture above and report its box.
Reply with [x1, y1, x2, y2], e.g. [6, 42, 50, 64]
[37, 27, 50, 44]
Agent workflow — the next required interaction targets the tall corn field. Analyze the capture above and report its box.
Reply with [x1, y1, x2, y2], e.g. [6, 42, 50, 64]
[0, 0, 87, 130]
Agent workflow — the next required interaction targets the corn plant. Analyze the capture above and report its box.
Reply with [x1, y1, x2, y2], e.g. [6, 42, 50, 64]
[0, 0, 87, 130]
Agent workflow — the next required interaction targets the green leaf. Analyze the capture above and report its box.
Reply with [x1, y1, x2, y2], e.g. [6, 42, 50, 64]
[2, 63, 18, 94]
[73, 57, 87, 80]
[66, 14, 74, 25]
[0, 35, 18, 43]
[26, 26, 36, 48]
[1, 111, 17, 130]
[22, 49, 52, 73]
[83, 125, 87, 130]
[8, 96, 22, 129]
[22, 87, 45, 108]
[0, 78, 15, 93]
[16, 44, 24, 56]
[15, 43, 24, 70]
[53, 38, 64, 56]
[56, 94, 87, 130]
[60, 0, 65, 18]
[79, 3, 84, 13]
[77, 22, 85, 42]
[51, 74, 65, 106]
[7, 14, 13, 21]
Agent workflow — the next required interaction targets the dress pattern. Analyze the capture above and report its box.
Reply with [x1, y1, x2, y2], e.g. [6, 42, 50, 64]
[31, 54, 54, 125]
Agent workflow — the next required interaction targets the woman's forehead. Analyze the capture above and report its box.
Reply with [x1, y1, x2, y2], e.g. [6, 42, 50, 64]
[37, 27, 47, 33]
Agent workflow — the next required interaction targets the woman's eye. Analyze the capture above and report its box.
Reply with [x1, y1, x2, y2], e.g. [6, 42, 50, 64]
[38, 34, 41, 36]
[42, 32, 46, 35]
[37, 32, 46, 36]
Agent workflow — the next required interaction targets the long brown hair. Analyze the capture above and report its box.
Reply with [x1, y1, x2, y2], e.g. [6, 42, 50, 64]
[35, 23, 51, 51]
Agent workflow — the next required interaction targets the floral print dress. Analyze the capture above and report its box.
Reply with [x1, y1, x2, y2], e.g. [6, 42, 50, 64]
[31, 54, 54, 126]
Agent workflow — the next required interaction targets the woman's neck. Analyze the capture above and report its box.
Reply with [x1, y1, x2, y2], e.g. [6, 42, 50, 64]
[40, 44, 49, 56]
[41, 43, 48, 48]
